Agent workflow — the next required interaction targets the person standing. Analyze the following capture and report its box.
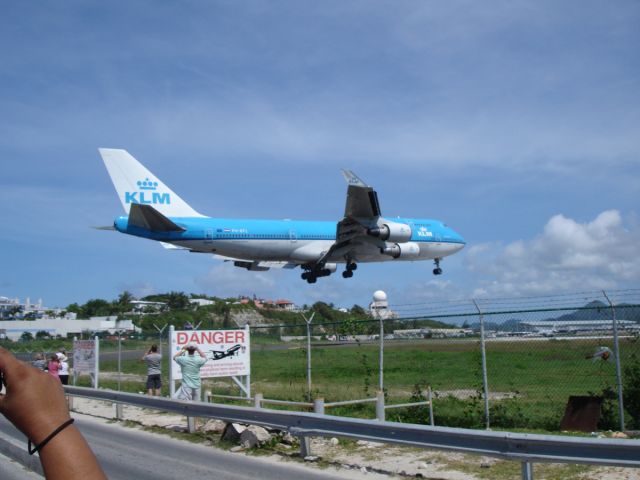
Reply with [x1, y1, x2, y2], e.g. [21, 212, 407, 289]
[173, 343, 207, 401]
[141, 344, 162, 396]
[57, 350, 70, 385]
[31, 353, 47, 371]
[47, 354, 60, 381]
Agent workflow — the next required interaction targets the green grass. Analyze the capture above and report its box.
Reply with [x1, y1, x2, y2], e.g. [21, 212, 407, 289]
[69, 337, 639, 430]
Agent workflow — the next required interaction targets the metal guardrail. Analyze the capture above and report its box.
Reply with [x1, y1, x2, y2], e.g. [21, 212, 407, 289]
[65, 385, 640, 476]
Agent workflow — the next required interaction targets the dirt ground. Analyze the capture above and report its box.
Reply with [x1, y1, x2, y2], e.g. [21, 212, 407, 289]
[68, 396, 639, 480]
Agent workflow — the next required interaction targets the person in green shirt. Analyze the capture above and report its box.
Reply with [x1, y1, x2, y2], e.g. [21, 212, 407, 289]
[173, 343, 207, 401]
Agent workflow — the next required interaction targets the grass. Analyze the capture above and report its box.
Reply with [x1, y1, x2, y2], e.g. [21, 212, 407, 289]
[71, 336, 639, 430]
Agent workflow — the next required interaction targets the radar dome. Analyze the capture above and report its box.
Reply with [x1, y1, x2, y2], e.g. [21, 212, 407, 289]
[372, 290, 388, 302]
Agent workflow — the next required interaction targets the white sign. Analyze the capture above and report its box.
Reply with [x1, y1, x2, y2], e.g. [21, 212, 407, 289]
[170, 329, 250, 379]
[73, 339, 96, 373]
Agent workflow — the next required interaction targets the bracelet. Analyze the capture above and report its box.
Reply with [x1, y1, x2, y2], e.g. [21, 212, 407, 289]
[28, 418, 75, 455]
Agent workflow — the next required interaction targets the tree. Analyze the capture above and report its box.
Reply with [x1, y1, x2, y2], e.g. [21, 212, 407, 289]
[115, 291, 135, 313]
[20, 332, 34, 342]
[35, 330, 51, 340]
[350, 304, 368, 317]
[82, 299, 113, 317]
[166, 291, 190, 311]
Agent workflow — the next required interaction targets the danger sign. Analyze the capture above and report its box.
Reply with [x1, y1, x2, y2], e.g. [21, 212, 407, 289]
[170, 329, 250, 379]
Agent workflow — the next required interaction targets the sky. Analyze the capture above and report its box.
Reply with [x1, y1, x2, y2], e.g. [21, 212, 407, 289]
[1, 1, 639, 312]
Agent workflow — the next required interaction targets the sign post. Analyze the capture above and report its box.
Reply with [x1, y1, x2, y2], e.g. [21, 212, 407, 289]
[73, 336, 99, 388]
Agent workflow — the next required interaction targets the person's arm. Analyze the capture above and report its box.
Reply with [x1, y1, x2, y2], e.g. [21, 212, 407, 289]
[196, 347, 206, 359]
[173, 347, 186, 360]
[140, 348, 151, 362]
[0, 348, 106, 479]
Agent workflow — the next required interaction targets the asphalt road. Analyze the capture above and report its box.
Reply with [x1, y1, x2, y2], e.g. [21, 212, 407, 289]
[0, 414, 379, 480]
[0, 452, 42, 479]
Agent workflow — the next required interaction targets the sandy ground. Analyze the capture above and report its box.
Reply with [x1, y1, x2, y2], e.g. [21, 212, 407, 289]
[69, 396, 640, 480]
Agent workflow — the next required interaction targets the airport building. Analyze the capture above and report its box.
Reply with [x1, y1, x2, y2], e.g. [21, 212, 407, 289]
[0, 296, 75, 320]
[0, 316, 139, 341]
[521, 319, 640, 335]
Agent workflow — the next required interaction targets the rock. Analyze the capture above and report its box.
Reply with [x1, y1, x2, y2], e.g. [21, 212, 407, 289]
[480, 462, 491, 469]
[200, 419, 226, 434]
[330, 437, 340, 446]
[239, 425, 272, 448]
[304, 455, 319, 462]
[221, 423, 247, 443]
[229, 446, 244, 453]
[360, 467, 367, 474]
[612, 432, 629, 439]
[417, 462, 429, 469]
[281, 432, 297, 445]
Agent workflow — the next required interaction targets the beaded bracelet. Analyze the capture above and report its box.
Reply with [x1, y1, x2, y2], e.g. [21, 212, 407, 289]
[28, 418, 75, 455]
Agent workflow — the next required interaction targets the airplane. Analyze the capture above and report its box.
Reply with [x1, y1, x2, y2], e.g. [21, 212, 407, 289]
[99, 149, 466, 283]
[209, 344, 242, 361]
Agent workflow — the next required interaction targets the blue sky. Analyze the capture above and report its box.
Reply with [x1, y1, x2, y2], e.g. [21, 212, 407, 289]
[1, 1, 639, 310]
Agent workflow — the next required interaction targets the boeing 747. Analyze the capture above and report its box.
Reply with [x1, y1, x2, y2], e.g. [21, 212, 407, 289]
[100, 149, 465, 283]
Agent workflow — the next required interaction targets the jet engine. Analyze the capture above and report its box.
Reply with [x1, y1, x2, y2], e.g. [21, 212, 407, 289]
[381, 242, 421, 259]
[367, 221, 412, 243]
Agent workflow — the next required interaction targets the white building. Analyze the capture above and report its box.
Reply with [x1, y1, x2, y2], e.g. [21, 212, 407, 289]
[369, 290, 397, 320]
[0, 316, 139, 341]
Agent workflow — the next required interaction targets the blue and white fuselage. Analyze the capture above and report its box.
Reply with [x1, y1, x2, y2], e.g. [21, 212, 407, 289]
[101, 149, 465, 283]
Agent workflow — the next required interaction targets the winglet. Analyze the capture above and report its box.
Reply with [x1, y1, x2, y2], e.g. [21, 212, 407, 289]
[341, 170, 368, 188]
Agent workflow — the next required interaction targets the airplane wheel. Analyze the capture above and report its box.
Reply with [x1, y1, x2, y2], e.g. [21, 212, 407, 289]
[301, 272, 309, 280]
[342, 270, 353, 278]
[433, 268, 443, 275]
[347, 263, 357, 271]
[307, 276, 317, 284]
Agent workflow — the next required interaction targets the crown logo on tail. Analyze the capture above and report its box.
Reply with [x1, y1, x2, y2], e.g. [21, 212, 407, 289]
[137, 178, 158, 191]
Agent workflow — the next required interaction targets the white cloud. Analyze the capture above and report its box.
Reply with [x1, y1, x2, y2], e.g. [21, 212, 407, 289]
[465, 210, 640, 296]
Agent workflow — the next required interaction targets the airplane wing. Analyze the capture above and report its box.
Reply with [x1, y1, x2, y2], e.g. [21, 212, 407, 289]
[315, 170, 384, 266]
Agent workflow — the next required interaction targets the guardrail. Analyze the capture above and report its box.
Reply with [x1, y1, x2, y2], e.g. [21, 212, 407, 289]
[209, 390, 432, 423]
[64, 385, 640, 480]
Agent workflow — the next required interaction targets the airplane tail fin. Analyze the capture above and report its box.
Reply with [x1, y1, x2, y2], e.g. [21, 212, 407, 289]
[99, 148, 205, 218]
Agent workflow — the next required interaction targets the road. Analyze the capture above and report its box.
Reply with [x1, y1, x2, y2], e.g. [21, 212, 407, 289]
[0, 452, 42, 479]
[0, 414, 380, 480]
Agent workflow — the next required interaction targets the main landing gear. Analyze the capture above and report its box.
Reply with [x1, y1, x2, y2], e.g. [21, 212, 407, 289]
[301, 267, 332, 284]
[433, 258, 443, 275]
[342, 261, 357, 278]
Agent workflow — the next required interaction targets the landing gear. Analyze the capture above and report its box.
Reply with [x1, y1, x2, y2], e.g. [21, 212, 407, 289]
[433, 258, 443, 275]
[302, 267, 331, 284]
[342, 261, 357, 279]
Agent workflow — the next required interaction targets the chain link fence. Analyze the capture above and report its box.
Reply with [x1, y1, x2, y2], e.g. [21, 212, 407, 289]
[248, 289, 640, 431]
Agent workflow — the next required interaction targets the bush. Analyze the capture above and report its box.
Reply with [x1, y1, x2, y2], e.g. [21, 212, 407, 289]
[623, 354, 640, 429]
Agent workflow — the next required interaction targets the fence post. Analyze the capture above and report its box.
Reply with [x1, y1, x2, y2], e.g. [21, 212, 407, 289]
[314, 397, 325, 415]
[379, 314, 384, 391]
[376, 390, 385, 421]
[603, 290, 625, 431]
[301, 312, 315, 402]
[473, 300, 491, 430]
[254, 392, 263, 409]
[521, 461, 533, 480]
[428, 385, 434, 426]
[299, 436, 312, 458]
